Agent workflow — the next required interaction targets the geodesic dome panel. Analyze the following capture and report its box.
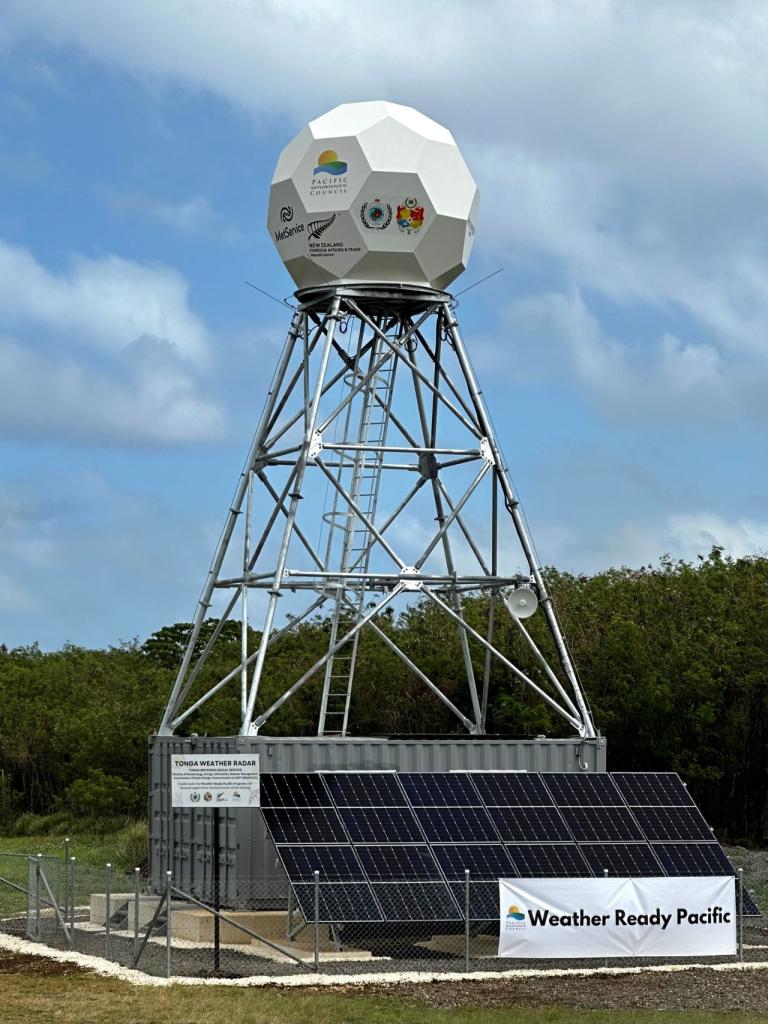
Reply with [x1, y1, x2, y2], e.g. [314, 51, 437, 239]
[267, 101, 479, 292]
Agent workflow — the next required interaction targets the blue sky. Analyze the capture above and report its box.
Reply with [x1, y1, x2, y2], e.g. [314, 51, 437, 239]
[1, 1, 767, 649]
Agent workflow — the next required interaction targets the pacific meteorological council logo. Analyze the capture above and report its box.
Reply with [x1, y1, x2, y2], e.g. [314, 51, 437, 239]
[506, 904, 526, 930]
[313, 149, 348, 176]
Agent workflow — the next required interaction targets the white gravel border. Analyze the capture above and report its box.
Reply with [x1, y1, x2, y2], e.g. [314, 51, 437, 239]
[3, 930, 768, 988]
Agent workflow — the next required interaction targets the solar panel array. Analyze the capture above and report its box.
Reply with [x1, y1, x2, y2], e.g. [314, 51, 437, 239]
[260, 771, 759, 923]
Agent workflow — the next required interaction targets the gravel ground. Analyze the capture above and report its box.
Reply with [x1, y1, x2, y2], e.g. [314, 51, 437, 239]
[318, 968, 768, 1013]
[4, 947, 768, 1012]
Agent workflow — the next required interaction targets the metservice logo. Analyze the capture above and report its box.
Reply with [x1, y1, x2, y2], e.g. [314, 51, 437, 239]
[313, 150, 348, 176]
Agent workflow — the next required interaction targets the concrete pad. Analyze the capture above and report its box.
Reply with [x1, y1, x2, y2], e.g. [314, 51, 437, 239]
[89, 893, 132, 926]
[172, 909, 289, 945]
[90, 894, 183, 928]
[250, 938, 374, 963]
[418, 933, 498, 957]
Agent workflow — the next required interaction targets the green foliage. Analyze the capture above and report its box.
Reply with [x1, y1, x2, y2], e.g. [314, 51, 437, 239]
[65, 768, 140, 819]
[1, 550, 767, 842]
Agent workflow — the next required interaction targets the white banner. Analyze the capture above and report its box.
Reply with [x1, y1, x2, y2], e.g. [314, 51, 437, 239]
[499, 876, 735, 958]
[171, 754, 260, 808]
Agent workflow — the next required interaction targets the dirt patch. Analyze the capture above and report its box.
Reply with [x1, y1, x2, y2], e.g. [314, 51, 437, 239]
[327, 969, 768, 1013]
[0, 950, 90, 977]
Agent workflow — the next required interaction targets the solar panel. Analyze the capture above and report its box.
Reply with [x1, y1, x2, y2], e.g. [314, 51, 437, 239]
[544, 773, 624, 806]
[653, 842, 733, 876]
[449, 881, 499, 920]
[580, 843, 664, 876]
[339, 806, 423, 843]
[613, 772, 695, 807]
[325, 772, 406, 807]
[371, 882, 461, 921]
[431, 843, 516, 880]
[261, 770, 761, 925]
[260, 772, 332, 807]
[415, 806, 499, 843]
[277, 844, 364, 882]
[506, 842, 592, 878]
[357, 844, 441, 880]
[488, 805, 572, 842]
[471, 772, 553, 806]
[400, 772, 482, 806]
[261, 807, 347, 844]
[560, 806, 644, 842]
[292, 882, 383, 922]
[633, 806, 713, 842]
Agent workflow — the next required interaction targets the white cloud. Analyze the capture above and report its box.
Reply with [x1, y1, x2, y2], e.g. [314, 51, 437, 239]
[590, 512, 768, 570]
[0, 334, 225, 444]
[97, 187, 239, 240]
[0, 471, 218, 646]
[0, 239, 210, 364]
[0, 240, 226, 444]
[6, 2, 768, 362]
[493, 288, 766, 423]
[3, 2, 767, 178]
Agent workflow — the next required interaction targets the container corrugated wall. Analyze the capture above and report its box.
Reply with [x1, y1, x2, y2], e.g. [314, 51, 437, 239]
[149, 734, 607, 899]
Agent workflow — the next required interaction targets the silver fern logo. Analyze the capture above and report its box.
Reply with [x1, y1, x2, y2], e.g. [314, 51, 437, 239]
[308, 213, 337, 239]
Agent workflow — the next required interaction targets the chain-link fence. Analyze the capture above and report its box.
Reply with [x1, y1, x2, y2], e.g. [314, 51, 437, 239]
[1, 841, 766, 980]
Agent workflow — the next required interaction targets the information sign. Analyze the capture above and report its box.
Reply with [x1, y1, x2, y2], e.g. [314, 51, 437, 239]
[171, 754, 260, 808]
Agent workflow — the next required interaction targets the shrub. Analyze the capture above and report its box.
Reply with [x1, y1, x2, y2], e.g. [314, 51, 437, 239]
[65, 769, 139, 819]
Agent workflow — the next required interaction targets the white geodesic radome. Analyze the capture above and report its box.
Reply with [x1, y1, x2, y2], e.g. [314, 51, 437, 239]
[267, 101, 479, 292]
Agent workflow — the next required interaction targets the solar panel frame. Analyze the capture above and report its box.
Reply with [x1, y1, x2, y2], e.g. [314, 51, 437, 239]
[357, 843, 442, 881]
[261, 806, 348, 844]
[292, 882, 383, 923]
[400, 772, 483, 807]
[652, 842, 733, 876]
[449, 881, 500, 920]
[324, 772, 407, 807]
[276, 844, 365, 882]
[371, 881, 461, 921]
[579, 842, 665, 877]
[612, 772, 696, 808]
[506, 842, 593, 878]
[471, 772, 553, 806]
[414, 805, 500, 843]
[632, 806, 714, 842]
[260, 772, 332, 808]
[431, 843, 516, 880]
[488, 804, 573, 842]
[338, 806, 424, 843]
[542, 772, 625, 807]
[560, 805, 644, 842]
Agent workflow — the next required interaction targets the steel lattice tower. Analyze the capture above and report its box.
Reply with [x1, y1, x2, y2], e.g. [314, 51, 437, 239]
[158, 101, 595, 742]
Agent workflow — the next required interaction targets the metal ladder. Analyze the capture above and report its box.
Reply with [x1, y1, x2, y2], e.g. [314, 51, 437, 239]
[317, 331, 397, 736]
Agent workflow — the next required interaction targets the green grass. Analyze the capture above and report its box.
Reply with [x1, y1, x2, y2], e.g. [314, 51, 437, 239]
[2, 971, 768, 1024]
[0, 821, 147, 870]
[0, 826, 148, 915]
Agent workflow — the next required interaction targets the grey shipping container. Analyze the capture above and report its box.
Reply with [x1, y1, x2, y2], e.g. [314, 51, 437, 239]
[148, 733, 607, 903]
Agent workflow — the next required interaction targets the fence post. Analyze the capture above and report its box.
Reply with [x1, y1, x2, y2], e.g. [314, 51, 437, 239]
[165, 870, 172, 979]
[738, 868, 744, 963]
[464, 868, 470, 971]
[133, 867, 141, 965]
[603, 868, 609, 969]
[69, 857, 76, 941]
[313, 870, 320, 973]
[62, 838, 70, 918]
[105, 863, 112, 958]
[35, 854, 42, 940]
